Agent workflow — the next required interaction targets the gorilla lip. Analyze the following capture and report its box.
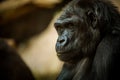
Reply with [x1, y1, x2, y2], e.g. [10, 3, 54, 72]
[57, 50, 67, 54]
[56, 49, 70, 55]
[56, 45, 68, 54]
[57, 52, 69, 58]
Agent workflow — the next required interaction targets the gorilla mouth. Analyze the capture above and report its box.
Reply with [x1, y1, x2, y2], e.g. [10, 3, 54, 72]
[56, 46, 70, 54]
[57, 51, 73, 62]
[55, 42, 79, 62]
[56, 45, 70, 54]
[56, 50, 68, 54]
[56, 47, 72, 60]
[57, 50, 81, 62]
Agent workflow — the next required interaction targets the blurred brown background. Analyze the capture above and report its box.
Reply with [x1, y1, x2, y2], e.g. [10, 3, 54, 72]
[0, 0, 120, 80]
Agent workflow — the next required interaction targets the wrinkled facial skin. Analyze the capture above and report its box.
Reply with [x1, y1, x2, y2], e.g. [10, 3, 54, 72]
[54, 2, 101, 63]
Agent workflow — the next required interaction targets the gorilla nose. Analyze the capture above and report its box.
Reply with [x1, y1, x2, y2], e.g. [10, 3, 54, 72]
[57, 36, 68, 46]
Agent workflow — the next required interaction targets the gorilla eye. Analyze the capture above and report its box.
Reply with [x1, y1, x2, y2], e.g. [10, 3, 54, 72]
[54, 22, 63, 31]
[56, 27, 63, 33]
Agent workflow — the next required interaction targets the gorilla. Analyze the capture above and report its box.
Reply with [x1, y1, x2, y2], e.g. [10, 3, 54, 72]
[54, 0, 120, 80]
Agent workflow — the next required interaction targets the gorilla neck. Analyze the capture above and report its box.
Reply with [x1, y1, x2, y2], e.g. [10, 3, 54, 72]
[73, 58, 92, 79]
[63, 58, 93, 80]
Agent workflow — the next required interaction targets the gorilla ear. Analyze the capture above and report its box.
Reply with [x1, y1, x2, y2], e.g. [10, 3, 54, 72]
[86, 10, 97, 29]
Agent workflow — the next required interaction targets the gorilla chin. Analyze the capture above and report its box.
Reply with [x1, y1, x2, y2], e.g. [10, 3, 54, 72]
[56, 49, 72, 62]
[57, 53, 72, 62]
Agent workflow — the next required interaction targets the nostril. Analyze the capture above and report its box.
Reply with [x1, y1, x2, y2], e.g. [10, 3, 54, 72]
[57, 36, 65, 43]
[59, 39, 65, 43]
[57, 36, 68, 46]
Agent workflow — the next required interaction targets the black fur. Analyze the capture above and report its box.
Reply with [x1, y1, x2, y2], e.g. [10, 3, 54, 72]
[54, 0, 120, 80]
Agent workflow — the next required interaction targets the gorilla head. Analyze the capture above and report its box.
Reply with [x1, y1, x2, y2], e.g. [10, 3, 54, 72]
[54, 0, 108, 63]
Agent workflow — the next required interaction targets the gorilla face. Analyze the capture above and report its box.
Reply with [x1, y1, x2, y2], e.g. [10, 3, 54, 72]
[54, 0, 101, 63]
